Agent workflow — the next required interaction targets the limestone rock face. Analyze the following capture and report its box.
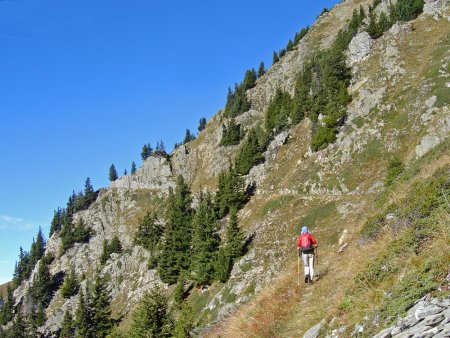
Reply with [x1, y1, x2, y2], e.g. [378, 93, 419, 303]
[110, 155, 175, 193]
[348, 32, 373, 65]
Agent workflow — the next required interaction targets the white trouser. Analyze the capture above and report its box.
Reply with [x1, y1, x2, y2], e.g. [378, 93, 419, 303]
[302, 253, 315, 279]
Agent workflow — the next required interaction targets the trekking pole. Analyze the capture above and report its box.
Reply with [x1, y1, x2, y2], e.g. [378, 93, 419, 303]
[297, 253, 300, 286]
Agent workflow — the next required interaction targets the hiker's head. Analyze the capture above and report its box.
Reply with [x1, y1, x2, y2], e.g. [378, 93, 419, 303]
[301, 226, 308, 234]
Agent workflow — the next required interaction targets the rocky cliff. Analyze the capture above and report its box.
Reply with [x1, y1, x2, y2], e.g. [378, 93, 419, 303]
[3, 0, 450, 337]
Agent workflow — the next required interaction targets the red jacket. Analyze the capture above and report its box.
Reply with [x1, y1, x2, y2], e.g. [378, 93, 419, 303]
[297, 233, 317, 252]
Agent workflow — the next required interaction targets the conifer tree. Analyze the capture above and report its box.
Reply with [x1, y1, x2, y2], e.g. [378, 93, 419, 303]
[30, 256, 53, 308]
[75, 289, 91, 338]
[141, 143, 153, 161]
[214, 247, 231, 283]
[367, 11, 382, 39]
[134, 212, 163, 251]
[190, 194, 220, 284]
[214, 165, 247, 218]
[131, 161, 137, 174]
[11, 303, 28, 338]
[172, 303, 195, 338]
[258, 61, 266, 78]
[272, 51, 279, 64]
[198, 117, 207, 132]
[234, 128, 265, 176]
[84, 177, 96, 207]
[61, 269, 79, 298]
[50, 207, 64, 236]
[287, 39, 294, 51]
[279, 48, 286, 58]
[224, 208, 245, 259]
[91, 274, 112, 337]
[109, 164, 118, 181]
[29, 226, 46, 270]
[378, 11, 391, 33]
[158, 175, 193, 284]
[130, 287, 173, 338]
[60, 309, 75, 338]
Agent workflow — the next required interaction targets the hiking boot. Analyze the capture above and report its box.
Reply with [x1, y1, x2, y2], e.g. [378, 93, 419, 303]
[304, 275, 309, 283]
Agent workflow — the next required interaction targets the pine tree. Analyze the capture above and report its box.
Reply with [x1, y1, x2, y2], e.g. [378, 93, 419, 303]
[91, 274, 112, 337]
[242, 68, 257, 90]
[131, 161, 137, 174]
[214, 165, 247, 218]
[61, 269, 79, 298]
[50, 207, 64, 236]
[367, 11, 382, 39]
[158, 175, 193, 284]
[29, 226, 46, 270]
[258, 61, 265, 78]
[183, 129, 195, 144]
[224, 208, 245, 259]
[198, 117, 207, 132]
[190, 194, 220, 284]
[141, 143, 153, 161]
[214, 247, 231, 282]
[11, 303, 28, 338]
[279, 48, 286, 58]
[272, 51, 279, 64]
[378, 11, 391, 33]
[100, 240, 110, 265]
[286, 39, 294, 51]
[29, 256, 53, 308]
[109, 164, 118, 182]
[234, 128, 265, 176]
[75, 289, 92, 338]
[172, 303, 195, 338]
[134, 212, 163, 251]
[60, 309, 75, 338]
[84, 177, 96, 207]
[130, 287, 173, 338]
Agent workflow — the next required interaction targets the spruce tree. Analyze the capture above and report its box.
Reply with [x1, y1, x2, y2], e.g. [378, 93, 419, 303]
[84, 177, 95, 207]
[198, 117, 207, 132]
[75, 289, 92, 338]
[158, 175, 193, 284]
[214, 247, 231, 283]
[234, 128, 265, 176]
[30, 256, 53, 308]
[61, 269, 79, 299]
[224, 208, 245, 259]
[172, 303, 195, 338]
[131, 161, 137, 174]
[286, 39, 294, 51]
[134, 212, 163, 251]
[100, 240, 110, 265]
[130, 287, 173, 338]
[190, 194, 220, 284]
[91, 274, 112, 337]
[60, 309, 75, 338]
[109, 164, 118, 182]
[272, 51, 279, 64]
[258, 61, 265, 78]
[11, 304, 28, 338]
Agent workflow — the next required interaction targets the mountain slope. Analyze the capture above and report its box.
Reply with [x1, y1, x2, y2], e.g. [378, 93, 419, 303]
[2, 0, 449, 337]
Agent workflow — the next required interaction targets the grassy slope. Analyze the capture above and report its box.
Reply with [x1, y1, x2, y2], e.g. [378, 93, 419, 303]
[0, 282, 11, 300]
[203, 7, 450, 338]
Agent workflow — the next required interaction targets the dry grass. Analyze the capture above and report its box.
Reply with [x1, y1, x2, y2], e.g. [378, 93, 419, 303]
[0, 281, 12, 299]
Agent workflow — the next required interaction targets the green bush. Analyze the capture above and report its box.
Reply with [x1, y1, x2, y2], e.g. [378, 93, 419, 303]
[385, 158, 404, 186]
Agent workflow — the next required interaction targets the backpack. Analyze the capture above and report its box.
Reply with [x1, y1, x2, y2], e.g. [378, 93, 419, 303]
[300, 234, 313, 252]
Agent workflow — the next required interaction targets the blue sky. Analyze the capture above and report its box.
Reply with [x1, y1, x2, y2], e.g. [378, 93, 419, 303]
[0, 0, 339, 285]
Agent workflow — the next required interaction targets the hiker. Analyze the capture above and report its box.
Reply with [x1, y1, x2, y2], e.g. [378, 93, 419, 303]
[297, 226, 317, 283]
